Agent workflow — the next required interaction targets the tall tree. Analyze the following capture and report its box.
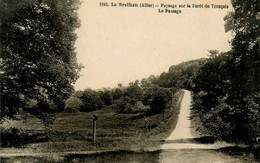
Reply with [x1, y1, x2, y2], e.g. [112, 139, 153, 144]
[223, 0, 260, 143]
[224, 0, 260, 97]
[191, 1, 259, 143]
[0, 0, 81, 120]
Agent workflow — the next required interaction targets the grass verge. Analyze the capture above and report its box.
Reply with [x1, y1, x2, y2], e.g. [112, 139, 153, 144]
[0, 90, 184, 155]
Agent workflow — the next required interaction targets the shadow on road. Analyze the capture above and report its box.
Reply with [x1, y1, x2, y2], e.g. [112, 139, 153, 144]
[161, 136, 216, 144]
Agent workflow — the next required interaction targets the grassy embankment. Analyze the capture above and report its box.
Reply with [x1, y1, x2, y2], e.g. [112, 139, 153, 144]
[0, 91, 184, 154]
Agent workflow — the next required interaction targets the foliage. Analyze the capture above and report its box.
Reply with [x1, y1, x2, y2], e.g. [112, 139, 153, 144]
[112, 96, 133, 113]
[140, 77, 154, 89]
[191, 0, 260, 144]
[132, 101, 150, 113]
[192, 92, 235, 140]
[78, 89, 104, 112]
[0, 0, 81, 122]
[143, 85, 173, 114]
[98, 89, 113, 106]
[223, 1, 259, 98]
[0, 91, 184, 153]
[125, 83, 143, 101]
[224, 0, 259, 55]
[111, 88, 124, 101]
[73, 85, 146, 114]
[108, 82, 146, 113]
[103, 80, 176, 114]
[100, 78, 175, 114]
[192, 50, 259, 143]
[154, 59, 206, 89]
[0, 127, 48, 147]
[37, 112, 55, 132]
[65, 96, 83, 112]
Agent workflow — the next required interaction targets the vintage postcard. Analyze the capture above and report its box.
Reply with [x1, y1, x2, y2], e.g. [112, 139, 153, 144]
[0, 0, 259, 162]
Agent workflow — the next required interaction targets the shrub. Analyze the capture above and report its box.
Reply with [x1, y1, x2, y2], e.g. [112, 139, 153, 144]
[79, 89, 104, 112]
[143, 86, 173, 114]
[112, 96, 132, 113]
[65, 96, 83, 112]
[0, 127, 48, 147]
[132, 101, 150, 113]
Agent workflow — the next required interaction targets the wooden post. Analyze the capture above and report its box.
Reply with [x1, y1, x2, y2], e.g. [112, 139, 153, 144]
[93, 115, 98, 144]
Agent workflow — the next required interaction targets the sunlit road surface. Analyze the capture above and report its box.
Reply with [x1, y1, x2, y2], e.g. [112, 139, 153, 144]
[161, 90, 205, 150]
[165, 90, 193, 141]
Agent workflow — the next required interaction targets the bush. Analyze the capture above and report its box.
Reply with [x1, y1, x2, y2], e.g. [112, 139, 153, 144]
[132, 101, 150, 113]
[98, 89, 113, 106]
[112, 96, 133, 113]
[65, 97, 83, 113]
[192, 90, 260, 144]
[78, 89, 104, 112]
[111, 97, 150, 114]
[0, 127, 48, 147]
[143, 86, 173, 114]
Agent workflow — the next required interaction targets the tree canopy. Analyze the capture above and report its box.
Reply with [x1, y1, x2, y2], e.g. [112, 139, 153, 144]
[0, 0, 81, 120]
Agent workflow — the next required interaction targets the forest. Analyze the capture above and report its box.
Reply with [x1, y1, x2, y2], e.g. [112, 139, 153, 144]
[0, 0, 259, 148]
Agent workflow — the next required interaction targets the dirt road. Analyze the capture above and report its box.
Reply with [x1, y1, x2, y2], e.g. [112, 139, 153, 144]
[166, 90, 193, 141]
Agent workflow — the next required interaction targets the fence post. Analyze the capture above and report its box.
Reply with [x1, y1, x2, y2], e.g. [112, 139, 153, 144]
[93, 115, 98, 144]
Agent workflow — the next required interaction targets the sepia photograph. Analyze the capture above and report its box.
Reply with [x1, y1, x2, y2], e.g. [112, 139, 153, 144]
[0, 0, 259, 162]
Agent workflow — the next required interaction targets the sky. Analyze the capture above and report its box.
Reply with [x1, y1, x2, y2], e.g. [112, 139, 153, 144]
[74, 0, 233, 90]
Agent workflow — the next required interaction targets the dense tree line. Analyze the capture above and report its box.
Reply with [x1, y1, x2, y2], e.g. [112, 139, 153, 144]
[65, 81, 173, 115]
[191, 0, 259, 144]
[151, 59, 206, 90]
